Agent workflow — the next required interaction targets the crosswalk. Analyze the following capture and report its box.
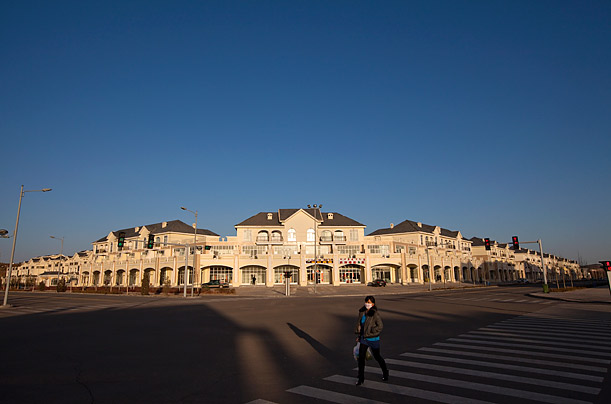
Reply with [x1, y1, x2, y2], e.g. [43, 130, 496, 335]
[249, 304, 610, 404]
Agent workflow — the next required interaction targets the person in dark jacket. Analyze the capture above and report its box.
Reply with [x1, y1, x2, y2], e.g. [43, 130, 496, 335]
[354, 295, 389, 385]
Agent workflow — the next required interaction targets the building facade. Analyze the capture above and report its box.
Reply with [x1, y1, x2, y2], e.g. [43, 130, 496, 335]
[5, 209, 583, 289]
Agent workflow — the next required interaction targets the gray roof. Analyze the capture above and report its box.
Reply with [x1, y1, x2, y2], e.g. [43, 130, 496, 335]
[368, 219, 462, 238]
[236, 209, 364, 227]
[95, 220, 218, 243]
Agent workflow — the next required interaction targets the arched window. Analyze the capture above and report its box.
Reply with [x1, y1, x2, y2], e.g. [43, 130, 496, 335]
[257, 231, 269, 242]
[321, 230, 332, 242]
[307, 229, 315, 242]
[271, 230, 283, 242]
[334, 230, 345, 242]
[288, 228, 296, 241]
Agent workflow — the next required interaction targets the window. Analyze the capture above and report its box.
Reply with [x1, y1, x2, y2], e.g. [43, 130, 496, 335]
[334, 230, 345, 241]
[367, 245, 390, 255]
[209, 266, 232, 283]
[242, 245, 267, 256]
[257, 231, 269, 242]
[320, 230, 332, 242]
[288, 228, 296, 241]
[350, 229, 359, 242]
[211, 245, 235, 255]
[163, 235, 168, 245]
[244, 229, 252, 242]
[307, 228, 315, 242]
[273, 246, 298, 256]
[241, 266, 266, 285]
[337, 245, 360, 255]
[271, 231, 283, 242]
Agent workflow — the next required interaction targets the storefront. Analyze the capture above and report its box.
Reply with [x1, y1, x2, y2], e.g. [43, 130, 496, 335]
[339, 265, 362, 283]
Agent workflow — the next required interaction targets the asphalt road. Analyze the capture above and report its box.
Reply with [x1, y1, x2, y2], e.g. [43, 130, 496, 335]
[1, 287, 609, 404]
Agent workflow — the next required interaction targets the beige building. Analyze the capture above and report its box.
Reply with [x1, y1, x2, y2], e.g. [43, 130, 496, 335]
[6, 209, 584, 289]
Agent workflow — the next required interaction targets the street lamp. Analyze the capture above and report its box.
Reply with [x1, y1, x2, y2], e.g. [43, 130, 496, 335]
[307, 204, 322, 294]
[50, 236, 64, 292]
[3, 185, 52, 307]
[180, 206, 198, 297]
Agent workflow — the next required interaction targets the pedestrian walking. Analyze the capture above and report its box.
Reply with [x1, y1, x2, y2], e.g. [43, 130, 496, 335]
[354, 295, 388, 385]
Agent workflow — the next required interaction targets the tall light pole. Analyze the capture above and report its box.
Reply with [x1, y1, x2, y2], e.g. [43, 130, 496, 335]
[50, 236, 64, 292]
[181, 206, 198, 297]
[307, 204, 322, 294]
[3, 185, 52, 307]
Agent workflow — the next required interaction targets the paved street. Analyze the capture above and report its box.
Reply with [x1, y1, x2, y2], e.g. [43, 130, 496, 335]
[1, 286, 609, 403]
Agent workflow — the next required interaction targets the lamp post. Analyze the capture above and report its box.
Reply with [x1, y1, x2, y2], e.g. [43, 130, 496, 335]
[180, 206, 198, 297]
[3, 185, 52, 307]
[307, 204, 322, 294]
[50, 236, 64, 292]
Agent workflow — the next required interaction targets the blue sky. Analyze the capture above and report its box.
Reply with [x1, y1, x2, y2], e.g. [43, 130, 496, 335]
[1, 0, 609, 263]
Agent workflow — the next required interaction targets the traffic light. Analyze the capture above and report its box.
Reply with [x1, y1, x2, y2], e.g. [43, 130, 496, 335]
[147, 234, 155, 249]
[117, 232, 125, 250]
[511, 236, 519, 250]
[484, 238, 491, 250]
[600, 261, 611, 271]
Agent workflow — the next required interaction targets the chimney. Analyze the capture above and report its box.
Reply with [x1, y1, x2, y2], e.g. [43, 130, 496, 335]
[267, 213, 273, 220]
[390, 223, 394, 229]
[417, 222, 422, 228]
[135, 227, 140, 232]
[162, 222, 167, 228]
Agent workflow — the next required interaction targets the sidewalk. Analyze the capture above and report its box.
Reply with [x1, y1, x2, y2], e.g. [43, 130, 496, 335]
[529, 286, 611, 304]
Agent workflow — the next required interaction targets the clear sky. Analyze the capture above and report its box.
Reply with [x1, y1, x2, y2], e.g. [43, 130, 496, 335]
[1, 1, 609, 264]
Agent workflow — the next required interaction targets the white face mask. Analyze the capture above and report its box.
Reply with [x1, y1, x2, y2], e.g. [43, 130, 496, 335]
[365, 303, 373, 310]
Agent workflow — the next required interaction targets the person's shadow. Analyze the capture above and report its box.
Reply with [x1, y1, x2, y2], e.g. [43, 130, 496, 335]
[287, 322, 334, 360]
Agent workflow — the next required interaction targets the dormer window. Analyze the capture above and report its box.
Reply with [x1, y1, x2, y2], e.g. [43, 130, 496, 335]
[267, 213, 273, 220]
[327, 213, 334, 220]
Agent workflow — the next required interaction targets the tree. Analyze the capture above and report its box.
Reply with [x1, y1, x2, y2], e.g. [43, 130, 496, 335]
[141, 272, 150, 295]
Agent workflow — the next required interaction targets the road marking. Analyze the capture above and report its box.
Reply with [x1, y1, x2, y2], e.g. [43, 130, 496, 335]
[483, 324, 611, 338]
[470, 329, 611, 346]
[325, 375, 495, 404]
[245, 400, 279, 404]
[363, 366, 595, 404]
[381, 359, 601, 394]
[447, 337, 611, 358]
[418, 347, 608, 372]
[503, 317, 611, 328]
[462, 332, 611, 351]
[433, 342, 611, 364]
[400, 352, 604, 382]
[287, 385, 389, 404]
[501, 317, 611, 328]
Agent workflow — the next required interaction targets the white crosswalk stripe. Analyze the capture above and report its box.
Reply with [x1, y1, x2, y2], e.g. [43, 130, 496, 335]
[257, 305, 610, 404]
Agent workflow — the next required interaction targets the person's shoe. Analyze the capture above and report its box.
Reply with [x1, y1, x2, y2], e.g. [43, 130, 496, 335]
[382, 372, 389, 382]
[356, 379, 364, 386]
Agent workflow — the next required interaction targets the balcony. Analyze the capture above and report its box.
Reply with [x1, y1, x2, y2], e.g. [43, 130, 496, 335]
[256, 236, 284, 245]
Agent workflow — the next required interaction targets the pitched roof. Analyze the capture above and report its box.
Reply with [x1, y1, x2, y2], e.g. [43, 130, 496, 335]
[236, 209, 364, 227]
[367, 219, 436, 236]
[94, 220, 218, 243]
[368, 220, 429, 236]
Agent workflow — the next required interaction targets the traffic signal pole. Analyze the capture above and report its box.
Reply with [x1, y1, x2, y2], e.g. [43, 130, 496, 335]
[511, 238, 549, 293]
